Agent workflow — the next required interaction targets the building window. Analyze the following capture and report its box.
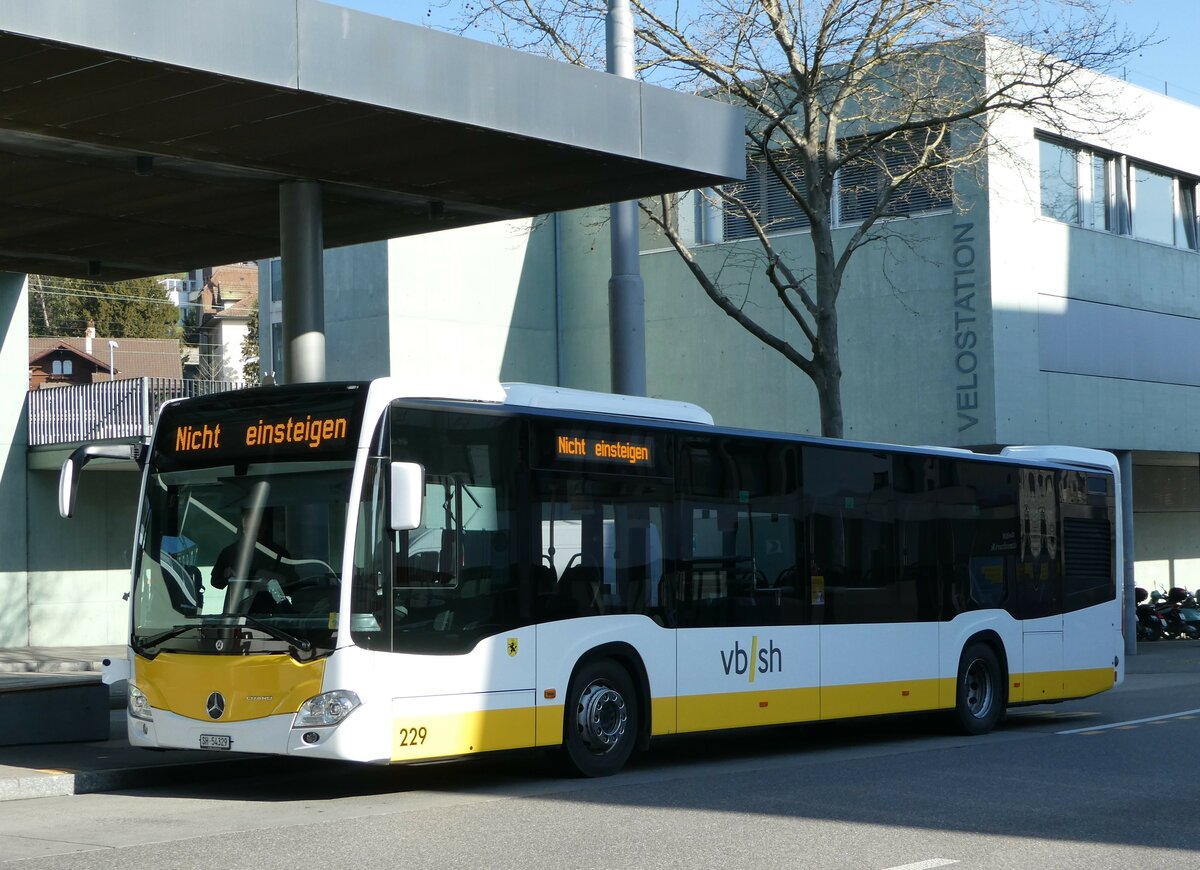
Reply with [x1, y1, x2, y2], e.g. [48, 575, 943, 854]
[271, 322, 284, 381]
[50, 359, 72, 376]
[1181, 183, 1199, 250]
[269, 258, 282, 303]
[837, 134, 951, 225]
[1037, 135, 1127, 236]
[1038, 138, 1080, 223]
[1129, 165, 1200, 250]
[722, 136, 949, 242]
[1130, 165, 1176, 246]
[1086, 153, 1116, 231]
[723, 153, 815, 241]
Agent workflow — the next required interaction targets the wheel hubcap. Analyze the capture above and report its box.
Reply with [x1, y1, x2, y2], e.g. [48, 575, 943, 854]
[575, 681, 627, 754]
[964, 658, 994, 719]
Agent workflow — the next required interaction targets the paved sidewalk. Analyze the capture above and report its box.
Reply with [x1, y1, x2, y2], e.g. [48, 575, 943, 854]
[0, 646, 280, 802]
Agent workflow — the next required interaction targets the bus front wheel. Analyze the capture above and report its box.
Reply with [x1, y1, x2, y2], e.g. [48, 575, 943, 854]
[563, 658, 638, 777]
[953, 642, 1005, 735]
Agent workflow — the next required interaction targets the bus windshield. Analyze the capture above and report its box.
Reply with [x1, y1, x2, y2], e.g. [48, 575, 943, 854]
[130, 384, 368, 659]
[133, 460, 353, 658]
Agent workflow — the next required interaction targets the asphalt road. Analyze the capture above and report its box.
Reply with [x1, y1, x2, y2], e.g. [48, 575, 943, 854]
[3, 644, 1199, 869]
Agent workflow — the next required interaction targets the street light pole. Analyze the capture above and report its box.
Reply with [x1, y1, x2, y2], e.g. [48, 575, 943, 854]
[606, 0, 646, 398]
[108, 340, 118, 381]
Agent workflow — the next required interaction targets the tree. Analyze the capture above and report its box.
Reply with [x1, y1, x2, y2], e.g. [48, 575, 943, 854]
[453, 0, 1146, 436]
[241, 308, 260, 386]
[28, 274, 181, 341]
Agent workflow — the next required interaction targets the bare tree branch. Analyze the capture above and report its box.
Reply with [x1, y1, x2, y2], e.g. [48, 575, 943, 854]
[448, 0, 1151, 435]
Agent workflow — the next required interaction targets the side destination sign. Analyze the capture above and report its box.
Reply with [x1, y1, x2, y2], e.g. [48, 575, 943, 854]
[555, 430, 653, 467]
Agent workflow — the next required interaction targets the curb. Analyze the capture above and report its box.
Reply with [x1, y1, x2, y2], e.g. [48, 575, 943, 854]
[0, 661, 107, 674]
[0, 755, 290, 802]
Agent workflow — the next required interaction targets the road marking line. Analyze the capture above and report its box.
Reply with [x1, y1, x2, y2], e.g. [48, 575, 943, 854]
[1058, 708, 1200, 735]
[881, 860, 958, 870]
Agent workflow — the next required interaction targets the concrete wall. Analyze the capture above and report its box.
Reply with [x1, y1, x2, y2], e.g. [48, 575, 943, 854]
[25, 469, 138, 646]
[387, 219, 558, 384]
[557, 206, 993, 446]
[325, 241, 391, 382]
[0, 273, 28, 648]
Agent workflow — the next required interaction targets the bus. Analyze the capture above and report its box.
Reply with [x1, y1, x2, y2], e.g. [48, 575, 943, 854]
[60, 378, 1124, 776]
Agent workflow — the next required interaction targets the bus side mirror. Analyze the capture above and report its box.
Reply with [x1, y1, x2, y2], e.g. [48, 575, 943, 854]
[59, 443, 141, 518]
[390, 462, 425, 531]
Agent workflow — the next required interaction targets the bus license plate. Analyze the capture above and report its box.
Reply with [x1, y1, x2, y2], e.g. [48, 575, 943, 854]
[199, 734, 231, 750]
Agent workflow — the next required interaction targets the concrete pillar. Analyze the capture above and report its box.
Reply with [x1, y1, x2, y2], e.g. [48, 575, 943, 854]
[606, 0, 646, 397]
[0, 272, 29, 647]
[1118, 450, 1136, 656]
[280, 181, 325, 384]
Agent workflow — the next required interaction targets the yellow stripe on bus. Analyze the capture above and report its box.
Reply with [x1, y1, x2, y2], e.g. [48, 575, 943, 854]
[678, 686, 820, 732]
[1010, 667, 1114, 704]
[392, 706, 535, 761]
[821, 677, 947, 720]
[135, 653, 325, 722]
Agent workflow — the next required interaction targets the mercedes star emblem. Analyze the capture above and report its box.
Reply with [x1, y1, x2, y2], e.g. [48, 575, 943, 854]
[206, 692, 225, 720]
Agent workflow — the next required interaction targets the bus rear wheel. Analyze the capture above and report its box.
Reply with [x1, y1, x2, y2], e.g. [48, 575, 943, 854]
[563, 659, 638, 777]
[953, 642, 1005, 735]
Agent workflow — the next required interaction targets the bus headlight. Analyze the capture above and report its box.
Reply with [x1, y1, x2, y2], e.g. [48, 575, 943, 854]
[128, 684, 153, 722]
[293, 690, 362, 728]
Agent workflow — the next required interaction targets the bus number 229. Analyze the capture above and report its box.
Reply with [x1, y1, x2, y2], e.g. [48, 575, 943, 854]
[398, 726, 428, 747]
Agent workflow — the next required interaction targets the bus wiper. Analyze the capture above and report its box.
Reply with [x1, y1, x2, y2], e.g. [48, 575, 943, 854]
[137, 624, 199, 649]
[236, 615, 312, 652]
[136, 617, 311, 654]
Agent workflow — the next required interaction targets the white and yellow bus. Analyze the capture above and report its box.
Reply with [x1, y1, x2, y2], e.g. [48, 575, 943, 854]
[62, 379, 1124, 776]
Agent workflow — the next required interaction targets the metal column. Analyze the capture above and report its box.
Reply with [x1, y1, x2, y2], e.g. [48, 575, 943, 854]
[279, 181, 325, 384]
[606, 0, 646, 397]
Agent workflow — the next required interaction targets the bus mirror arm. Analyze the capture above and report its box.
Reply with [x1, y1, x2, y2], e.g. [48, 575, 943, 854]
[390, 462, 425, 531]
[59, 443, 143, 518]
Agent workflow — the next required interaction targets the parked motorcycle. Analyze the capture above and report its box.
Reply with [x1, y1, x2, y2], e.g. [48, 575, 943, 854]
[1166, 587, 1200, 637]
[1136, 587, 1168, 641]
[1152, 588, 1200, 640]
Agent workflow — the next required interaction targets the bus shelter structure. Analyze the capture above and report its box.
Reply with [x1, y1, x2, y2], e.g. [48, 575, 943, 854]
[0, 0, 743, 655]
[0, 0, 743, 380]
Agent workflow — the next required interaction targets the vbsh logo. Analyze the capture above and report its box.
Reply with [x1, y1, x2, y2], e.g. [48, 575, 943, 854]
[720, 636, 782, 683]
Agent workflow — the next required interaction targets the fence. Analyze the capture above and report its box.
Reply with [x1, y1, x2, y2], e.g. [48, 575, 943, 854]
[28, 378, 241, 447]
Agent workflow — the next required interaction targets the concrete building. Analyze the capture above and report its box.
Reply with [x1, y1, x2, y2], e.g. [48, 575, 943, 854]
[260, 44, 1200, 596]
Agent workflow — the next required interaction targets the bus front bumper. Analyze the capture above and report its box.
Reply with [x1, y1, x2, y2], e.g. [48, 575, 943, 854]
[126, 704, 389, 763]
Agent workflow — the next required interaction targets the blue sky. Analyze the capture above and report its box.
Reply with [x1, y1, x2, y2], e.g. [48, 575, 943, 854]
[337, 0, 1200, 105]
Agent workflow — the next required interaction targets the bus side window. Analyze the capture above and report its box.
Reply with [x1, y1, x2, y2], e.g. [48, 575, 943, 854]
[535, 477, 669, 624]
[677, 438, 802, 628]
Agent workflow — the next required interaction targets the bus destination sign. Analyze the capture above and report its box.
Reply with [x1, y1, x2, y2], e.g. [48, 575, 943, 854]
[155, 389, 366, 469]
[173, 414, 349, 454]
[555, 430, 653, 467]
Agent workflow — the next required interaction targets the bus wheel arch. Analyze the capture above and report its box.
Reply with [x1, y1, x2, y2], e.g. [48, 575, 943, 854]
[953, 631, 1009, 735]
[561, 643, 649, 776]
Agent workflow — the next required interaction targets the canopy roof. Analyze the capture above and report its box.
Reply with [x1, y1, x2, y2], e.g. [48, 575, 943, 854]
[0, 0, 744, 281]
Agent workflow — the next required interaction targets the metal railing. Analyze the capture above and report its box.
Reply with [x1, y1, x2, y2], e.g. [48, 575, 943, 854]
[28, 378, 242, 447]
